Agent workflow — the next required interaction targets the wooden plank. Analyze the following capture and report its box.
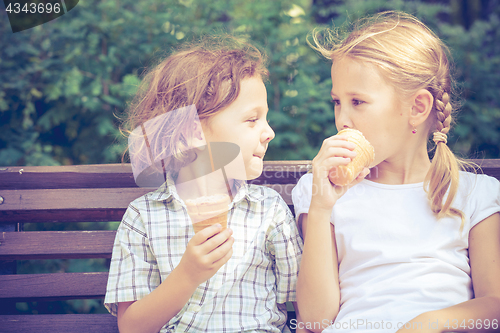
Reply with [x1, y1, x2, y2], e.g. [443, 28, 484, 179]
[0, 188, 151, 211]
[0, 161, 312, 190]
[0, 164, 136, 190]
[0, 314, 118, 333]
[0, 312, 295, 333]
[1, 160, 496, 190]
[473, 159, 500, 180]
[0, 272, 108, 301]
[0, 164, 131, 174]
[0, 184, 295, 224]
[473, 159, 500, 168]
[0, 208, 128, 224]
[0, 206, 294, 224]
[0, 231, 116, 260]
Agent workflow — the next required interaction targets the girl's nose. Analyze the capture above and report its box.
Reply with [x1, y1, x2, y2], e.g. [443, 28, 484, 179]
[335, 107, 353, 132]
[262, 121, 275, 143]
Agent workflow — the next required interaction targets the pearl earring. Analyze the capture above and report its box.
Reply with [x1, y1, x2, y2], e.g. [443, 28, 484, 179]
[411, 122, 417, 134]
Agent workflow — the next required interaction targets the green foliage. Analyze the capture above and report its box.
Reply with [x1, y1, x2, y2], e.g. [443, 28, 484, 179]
[439, 14, 500, 157]
[1, 0, 499, 167]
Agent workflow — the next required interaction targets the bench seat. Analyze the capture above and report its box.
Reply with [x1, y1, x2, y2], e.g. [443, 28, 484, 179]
[1, 160, 499, 332]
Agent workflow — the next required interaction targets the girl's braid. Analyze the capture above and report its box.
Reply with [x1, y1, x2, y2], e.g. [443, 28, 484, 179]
[433, 91, 452, 144]
[435, 92, 452, 134]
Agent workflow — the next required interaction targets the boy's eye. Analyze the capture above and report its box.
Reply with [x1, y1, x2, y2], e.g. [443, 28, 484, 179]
[352, 99, 364, 106]
[247, 118, 258, 123]
[332, 99, 340, 106]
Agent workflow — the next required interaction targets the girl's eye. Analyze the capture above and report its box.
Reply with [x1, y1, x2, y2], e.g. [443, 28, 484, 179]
[247, 118, 258, 123]
[353, 99, 364, 106]
[332, 99, 340, 106]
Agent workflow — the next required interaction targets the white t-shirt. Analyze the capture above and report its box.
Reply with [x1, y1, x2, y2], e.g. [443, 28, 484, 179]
[292, 171, 500, 332]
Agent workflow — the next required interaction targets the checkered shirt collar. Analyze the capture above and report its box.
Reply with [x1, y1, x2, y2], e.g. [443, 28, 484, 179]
[147, 174, 265, 205]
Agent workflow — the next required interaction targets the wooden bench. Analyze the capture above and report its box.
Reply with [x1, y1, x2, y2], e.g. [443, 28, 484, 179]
[1, 160, 499, 332]
[0, 161, 313, 332]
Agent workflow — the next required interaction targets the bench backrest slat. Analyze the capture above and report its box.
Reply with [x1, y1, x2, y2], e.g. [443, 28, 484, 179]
[0, 188, 151, 212]
[0, 186, 297, 224]
[0, 272, 108, 301]
[0, 231, 115, 260]
[0, 161, 310, 190]
[0, 164, 136, 189]
[0, 314, 118, 333]
[0, 209, 128, 224]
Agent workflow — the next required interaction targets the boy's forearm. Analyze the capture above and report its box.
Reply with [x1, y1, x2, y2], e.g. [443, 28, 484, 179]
[297, 209, 340, 329]
[118, 266, 199, 333]
[401, 296, 500, 333]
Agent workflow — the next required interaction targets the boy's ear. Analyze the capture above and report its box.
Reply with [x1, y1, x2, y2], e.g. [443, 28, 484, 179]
[410, 89, 434, 126]
[189, 119, 206, 150]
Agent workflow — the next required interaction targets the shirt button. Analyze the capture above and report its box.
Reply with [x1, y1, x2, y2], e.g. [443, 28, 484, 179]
[190, 304, 201, 312]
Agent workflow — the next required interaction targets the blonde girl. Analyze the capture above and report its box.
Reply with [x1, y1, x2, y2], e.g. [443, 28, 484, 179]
[292, 11, 500, 333]
[105, 36, 303, 333]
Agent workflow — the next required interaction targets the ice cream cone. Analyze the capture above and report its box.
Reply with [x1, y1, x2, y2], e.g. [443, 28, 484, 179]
[328, 129, 375, 186]
[186, 194, 231, 233]
[191, 211, 228, 233]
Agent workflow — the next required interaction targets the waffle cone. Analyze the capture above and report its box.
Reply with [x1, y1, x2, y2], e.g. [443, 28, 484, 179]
[328, 129, 375, 186]
[192, 211, 228, 233]
[186, 194, 230, 233]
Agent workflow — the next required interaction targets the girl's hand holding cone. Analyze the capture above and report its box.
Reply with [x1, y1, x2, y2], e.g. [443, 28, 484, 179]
[310, 129, 372, 211]
[328, 129, 374, 187]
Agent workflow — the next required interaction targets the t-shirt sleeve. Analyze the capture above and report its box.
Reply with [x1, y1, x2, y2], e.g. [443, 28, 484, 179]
[291, 173, 313, 222]
[267, 197, 303, 303]
[104, 203, 161, 316]
[469, 174, 500, 230]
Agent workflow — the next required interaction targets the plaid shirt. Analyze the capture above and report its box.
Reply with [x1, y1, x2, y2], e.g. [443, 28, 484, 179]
[105, 177, 303, 332]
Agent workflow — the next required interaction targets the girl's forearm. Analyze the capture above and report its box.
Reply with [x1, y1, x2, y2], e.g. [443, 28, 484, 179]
[434, 296, 500, 333]
[118, 266, 199, 333]
[402, 296, 500, 333]
[297, 208, 340, 329]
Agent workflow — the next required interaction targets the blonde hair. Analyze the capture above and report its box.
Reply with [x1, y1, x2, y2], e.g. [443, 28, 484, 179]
[310, 11, 476, 229]
[122, 35, 268, 173]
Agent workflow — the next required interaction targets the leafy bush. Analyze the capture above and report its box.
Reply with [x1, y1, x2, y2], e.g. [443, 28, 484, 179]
[2, 0, 497, 166]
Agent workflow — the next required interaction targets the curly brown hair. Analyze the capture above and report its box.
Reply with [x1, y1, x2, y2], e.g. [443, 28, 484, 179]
[122, 34, 268, 174]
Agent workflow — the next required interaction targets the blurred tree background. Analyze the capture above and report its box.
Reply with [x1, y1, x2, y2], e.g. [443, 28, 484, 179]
[1, 0, 499, 315]
[1, 0, 499, 166]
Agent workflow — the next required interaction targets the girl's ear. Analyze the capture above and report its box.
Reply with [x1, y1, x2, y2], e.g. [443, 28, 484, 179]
[409, 89, 433, 127]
